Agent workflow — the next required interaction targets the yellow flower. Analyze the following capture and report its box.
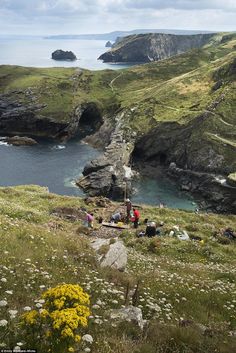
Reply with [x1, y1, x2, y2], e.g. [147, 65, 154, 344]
[61, 326, 74, 338]
[75, 334, 81, 343]
[22, 310, 38, 325]
[54, 299, 64, 309]
[40, 309, 49, 319]
[68, 347, 74, 352]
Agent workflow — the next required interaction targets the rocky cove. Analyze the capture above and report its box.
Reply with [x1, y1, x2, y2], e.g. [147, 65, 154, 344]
[0, 33, 235, 213]
[0, 90, 235, 213]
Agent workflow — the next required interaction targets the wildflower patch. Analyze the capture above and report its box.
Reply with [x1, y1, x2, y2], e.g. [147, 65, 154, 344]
[21, 284, 91, 353]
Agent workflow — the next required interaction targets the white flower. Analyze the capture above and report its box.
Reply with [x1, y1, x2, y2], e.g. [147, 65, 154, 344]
[9, 309, 18, 318]
[0, 300, 8, 307]
[5, 290, 13, 295]
[14, 346, 21, 351]
[39, 285, 46, 289]
[23, 306, 31, 311]
[96, 299, 103, 306]
[94, 318, 103, 324]
[17, 342, 23, 346]
[84, 348, 91, 352]
[1, 278, 7, 283]
[35, 303, 42, 308]
[82, 334, 93, 344]
[92, 304, 100, 309]
[0, 319, 8, 327]
[37, 299, 45, 304]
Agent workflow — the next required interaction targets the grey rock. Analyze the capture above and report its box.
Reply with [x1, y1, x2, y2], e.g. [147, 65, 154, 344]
[5, 136, 38, 146]
[91, 238, 127, 271]
[77, 110, 135, 200]
[110, 306, 145, 330]
[52, 49, 77, 61]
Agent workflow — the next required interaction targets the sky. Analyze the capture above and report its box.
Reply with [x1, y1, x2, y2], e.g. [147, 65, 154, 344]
[0, 0, 235, 35]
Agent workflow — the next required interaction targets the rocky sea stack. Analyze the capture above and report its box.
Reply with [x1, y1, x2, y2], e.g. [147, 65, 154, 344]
[51, 49, 77, 61]
[105, 41, 113, 48]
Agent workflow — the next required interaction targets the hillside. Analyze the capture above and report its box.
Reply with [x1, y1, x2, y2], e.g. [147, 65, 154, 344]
[0, 32, 235, 211]
[98, 33, 217, 63]
[0, 185, 236, 352]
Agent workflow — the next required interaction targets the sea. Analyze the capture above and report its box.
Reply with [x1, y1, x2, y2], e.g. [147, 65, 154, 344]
[0, 37, 131, 70]
[0, 37, 197, 210]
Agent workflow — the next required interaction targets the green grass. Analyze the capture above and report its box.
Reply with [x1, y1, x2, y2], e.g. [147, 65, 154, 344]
[0, 186, 236, 352]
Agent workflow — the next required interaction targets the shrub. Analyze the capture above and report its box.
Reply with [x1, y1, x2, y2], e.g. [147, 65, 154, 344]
[21, 284, 91, 353]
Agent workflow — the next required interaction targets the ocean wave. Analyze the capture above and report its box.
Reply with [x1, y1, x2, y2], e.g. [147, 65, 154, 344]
[51, 145, 66, 150]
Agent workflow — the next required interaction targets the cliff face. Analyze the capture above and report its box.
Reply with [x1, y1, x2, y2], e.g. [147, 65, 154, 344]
[98, 33, 216, 63]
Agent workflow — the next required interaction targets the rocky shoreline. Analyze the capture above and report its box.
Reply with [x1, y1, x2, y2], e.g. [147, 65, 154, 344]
[1, 90, 235, 213]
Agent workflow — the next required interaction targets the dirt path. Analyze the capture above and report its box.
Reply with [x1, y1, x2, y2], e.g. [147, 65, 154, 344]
[109, 72, 123, 92]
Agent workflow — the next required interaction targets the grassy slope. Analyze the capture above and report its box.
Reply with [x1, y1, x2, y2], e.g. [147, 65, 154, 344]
[0, 185, 236, 352]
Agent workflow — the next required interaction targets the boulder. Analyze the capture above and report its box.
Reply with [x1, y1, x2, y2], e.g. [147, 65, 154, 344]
[90, 238, 127, 271]
[52, 49, 77, 61]
[110, 306, 145, 330]
[6, 136, 38, 146]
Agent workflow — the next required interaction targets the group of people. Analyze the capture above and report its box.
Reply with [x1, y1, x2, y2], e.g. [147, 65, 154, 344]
[110, 199, 140, 228]
[84, 198, 141, 229]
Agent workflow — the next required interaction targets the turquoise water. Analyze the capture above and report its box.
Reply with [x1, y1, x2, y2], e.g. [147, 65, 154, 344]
[0, 140, 197, 210]
[132, 177, 197, 211]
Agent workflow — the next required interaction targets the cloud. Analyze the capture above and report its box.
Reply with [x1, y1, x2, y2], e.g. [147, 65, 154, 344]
[0, 0, 235, 34]
[123, 0, 236, 11]
[1, 0, 235, 17]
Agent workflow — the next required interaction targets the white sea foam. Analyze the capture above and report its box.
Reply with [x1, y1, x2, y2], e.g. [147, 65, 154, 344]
[52, 145, 66, 150]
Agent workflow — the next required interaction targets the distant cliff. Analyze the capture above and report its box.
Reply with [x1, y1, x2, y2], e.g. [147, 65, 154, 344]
[98, 33, 216, 63]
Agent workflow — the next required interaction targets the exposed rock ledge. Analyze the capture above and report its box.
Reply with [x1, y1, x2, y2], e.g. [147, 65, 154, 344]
[168, 163, 236, 214]
[76, 111, 134, 199]
[0, 93, 69, 140]
[5, 136, 38, 146]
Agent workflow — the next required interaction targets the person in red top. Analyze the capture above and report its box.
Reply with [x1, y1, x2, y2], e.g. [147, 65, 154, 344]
[133, 208, 140, 229]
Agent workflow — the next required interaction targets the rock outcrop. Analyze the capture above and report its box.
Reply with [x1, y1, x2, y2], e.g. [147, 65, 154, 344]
[168, 164, 236, 213]
[51, 49, 77, 61]
[5, 136, 38, 146]
[98, 33, 216, 63]
[77, 111, 134, 199]
[0, 93, 69, 139]
[0, 94, 103, 142]
[105, 41, 113, 48]
[110, 306, 145, 330]
[90, 238, 127, 271]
